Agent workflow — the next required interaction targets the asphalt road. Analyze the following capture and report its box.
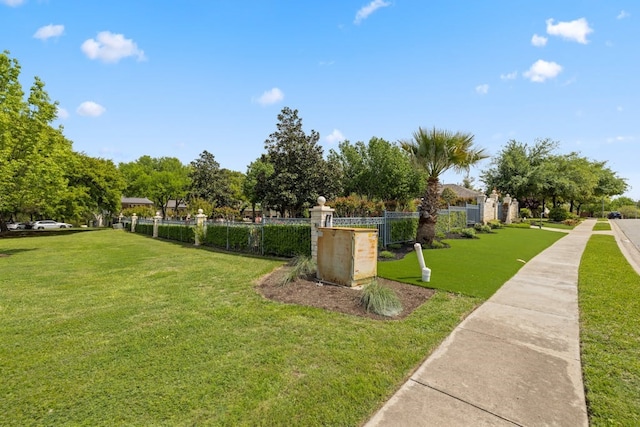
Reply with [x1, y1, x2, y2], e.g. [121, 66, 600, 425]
[614, 219, 640, 252]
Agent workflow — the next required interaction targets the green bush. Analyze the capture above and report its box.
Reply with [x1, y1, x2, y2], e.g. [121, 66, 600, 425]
[488, 220, 503, 229]
[460, 228, 476, 238]
[379, 250, 395, 259]
[435, 211, 467, 235]
[134, 223, 154, 236]
[157, 225, 195, 243]
[263, 224, 311, 257]
[390, 218, 418, 243]
[519, 208, 532, 219]
[548, 207, 569, 222]
[429, 240, 447, 249]
[504, 222, 532, 229]
[473, 223, 492, 233]
[387, 243, 402, 250]
[359, 280, 402, 317]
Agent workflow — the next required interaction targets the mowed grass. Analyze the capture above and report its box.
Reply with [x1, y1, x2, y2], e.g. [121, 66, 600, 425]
[378, 228, 565, 298]
[592, 222, 611, 231]
[579, 234, 640, 424]
[0, 230, 480, 426]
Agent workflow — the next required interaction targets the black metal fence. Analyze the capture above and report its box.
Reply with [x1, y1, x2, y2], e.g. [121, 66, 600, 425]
[122, 204, 479, 257]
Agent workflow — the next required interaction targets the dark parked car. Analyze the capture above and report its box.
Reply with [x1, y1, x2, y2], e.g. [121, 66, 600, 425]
[608, 211, 622, 219]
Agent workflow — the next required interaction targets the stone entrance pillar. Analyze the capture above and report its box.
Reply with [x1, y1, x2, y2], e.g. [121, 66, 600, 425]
[309, 196, 334, 264]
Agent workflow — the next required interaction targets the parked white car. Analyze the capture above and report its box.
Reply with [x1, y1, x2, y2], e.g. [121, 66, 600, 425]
[31, 220, 73, 229]
[7, 222, 27, 230]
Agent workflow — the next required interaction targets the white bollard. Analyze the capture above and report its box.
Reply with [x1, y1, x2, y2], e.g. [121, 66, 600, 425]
[413, 243, 431, 282]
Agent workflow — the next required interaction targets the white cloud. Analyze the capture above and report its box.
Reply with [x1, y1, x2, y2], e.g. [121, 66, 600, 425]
[475, 84, 489, 95]
[33, 24, 64, 40]
[617, 106, 624, 112]
[81, 31, 146, 63]
[606, 135, 634, 144]
[1, 0, 25, 6]
[546, 18, 593, 44]
[76, 101, 106, 117]
[254, 87, 284, 106]
[523, 59, 563, 83]
[500, 71, 517, 80]
[326, 129, 345, 144]
[617, 10, 630, 20]
[531, 34, 548, 47]
[354, 0, 391, 25]
[56, 107, 69, 119]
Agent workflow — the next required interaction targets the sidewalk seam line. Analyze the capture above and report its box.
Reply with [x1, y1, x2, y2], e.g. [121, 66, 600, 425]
[410, 379, 523, 426]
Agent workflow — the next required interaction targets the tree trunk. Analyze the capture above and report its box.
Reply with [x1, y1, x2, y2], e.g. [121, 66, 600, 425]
[416, 177, 439, 246]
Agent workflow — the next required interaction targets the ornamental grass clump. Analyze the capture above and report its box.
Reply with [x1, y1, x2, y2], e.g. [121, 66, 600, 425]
[279, 255, 316, 286]
[359, 280, 403, 317]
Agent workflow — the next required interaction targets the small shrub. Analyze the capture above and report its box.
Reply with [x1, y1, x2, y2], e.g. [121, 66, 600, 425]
[519, 208, 532, 219]
[379, 250, 395, 259]
[548, 207, 569, 222]
[279, 255, 316, 286]
[563, 218, 580, 227]
[359, 280, 402, 317]
[488, 220, 503, 229]
[460, 228, 476, 238]
[435, 231, 446, 240]
[504, 222, 532, 229]
[429, 240, 447, 249]
[387, 243, 402, 250]
[473, 223, 493, 233]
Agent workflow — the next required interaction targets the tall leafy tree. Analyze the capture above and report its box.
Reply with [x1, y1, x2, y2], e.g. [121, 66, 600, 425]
[244, 156, 274, 218]
[328, 137, 424, 206]
[189, 150, 230, 207]
[120, 156, 191, 219]
[61, 153, 125, 225]
[482, 139, 627, 215]
[481, 138, 557, 202]
[0, 51, 72, 228]
[261, 107, 339, 216]
[401, 127, 487, 245]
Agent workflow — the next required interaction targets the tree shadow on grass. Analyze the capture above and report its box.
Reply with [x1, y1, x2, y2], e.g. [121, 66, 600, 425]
[0, 248, 37, 257]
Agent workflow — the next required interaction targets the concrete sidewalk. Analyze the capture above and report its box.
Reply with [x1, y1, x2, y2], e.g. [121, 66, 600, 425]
[366, 220, 597, 426]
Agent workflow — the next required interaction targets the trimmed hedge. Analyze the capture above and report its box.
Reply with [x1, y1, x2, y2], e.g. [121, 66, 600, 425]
[263, 224, 311, 257]
[435, 211, 467, 235]
[389, 218, 418, 243]
[135, 223, 154, 236]
[158, 225, 194, 243]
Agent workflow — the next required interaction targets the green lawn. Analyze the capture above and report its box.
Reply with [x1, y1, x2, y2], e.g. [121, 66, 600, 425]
[378, 228, 565, 298]
[0, 230, 480, 426]
[579, 234, 640, 424]
[592, 222, 611, 231]
[529, 220, 576, 230]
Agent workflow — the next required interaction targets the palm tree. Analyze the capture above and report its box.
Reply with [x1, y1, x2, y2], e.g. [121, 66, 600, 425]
[401, 127, 488, 246]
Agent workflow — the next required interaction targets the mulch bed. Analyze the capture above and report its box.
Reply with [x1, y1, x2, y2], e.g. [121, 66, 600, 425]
[256, 267, 434, 320]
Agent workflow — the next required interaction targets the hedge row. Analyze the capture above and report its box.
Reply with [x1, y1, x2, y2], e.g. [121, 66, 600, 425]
[389, 218, 418, 243]
[263, 224, 311, 257]
[202, 223, 311, 257]
[435, 211, 467, 235]
[157, 225, 194, 243]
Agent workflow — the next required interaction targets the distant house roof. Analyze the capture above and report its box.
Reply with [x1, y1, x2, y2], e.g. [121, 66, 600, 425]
[438, 183, 484, 200]
[121, 197, 154, 205]
[166, 200, 187, 209]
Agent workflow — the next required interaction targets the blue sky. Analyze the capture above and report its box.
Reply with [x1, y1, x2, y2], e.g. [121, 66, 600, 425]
[2, 0, 639, 200]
